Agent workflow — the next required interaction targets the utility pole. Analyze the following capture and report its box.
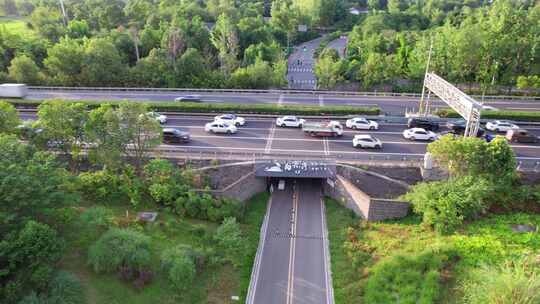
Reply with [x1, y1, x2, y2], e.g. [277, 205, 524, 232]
[59, 0, 68, 27]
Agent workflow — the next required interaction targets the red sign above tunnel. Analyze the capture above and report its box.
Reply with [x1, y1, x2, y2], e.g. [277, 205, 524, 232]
[255, 160, 336, 178]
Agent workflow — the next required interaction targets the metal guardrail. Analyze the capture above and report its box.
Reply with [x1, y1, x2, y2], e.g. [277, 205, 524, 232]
[27, 86, 540, 101]
[154, 148, 540, 172]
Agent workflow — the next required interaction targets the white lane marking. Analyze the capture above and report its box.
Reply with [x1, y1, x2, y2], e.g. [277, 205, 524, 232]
[265, 124, 276, 153]
[321, 196, 334, 304]
[287, 185, 298, 304]
[246, 196, 273, 304]
[319, 95, 324, 107]
[344, 103, 380, 107]
[279, 94, 284, 106]
[323, 137, 330, 155]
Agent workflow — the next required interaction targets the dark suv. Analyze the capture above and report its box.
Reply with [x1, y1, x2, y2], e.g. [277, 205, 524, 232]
[446, 120, 485, 136]
[163, 128, 191, 144]
[407, 118, 439, 131]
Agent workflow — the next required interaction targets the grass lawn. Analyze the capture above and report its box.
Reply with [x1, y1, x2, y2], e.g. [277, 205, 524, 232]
[325, 198, 540, 304]
[58, 192, 269, 304]
[0, 16, 34, 37]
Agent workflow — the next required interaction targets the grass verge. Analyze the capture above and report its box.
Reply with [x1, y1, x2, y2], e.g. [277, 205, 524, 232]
[6, 99, 381, 116]
[59, 192, 269, 304]
[324, 198, 540, 304]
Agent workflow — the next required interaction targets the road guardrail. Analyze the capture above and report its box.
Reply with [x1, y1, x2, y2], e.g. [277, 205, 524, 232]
[27, 86, 540, 101]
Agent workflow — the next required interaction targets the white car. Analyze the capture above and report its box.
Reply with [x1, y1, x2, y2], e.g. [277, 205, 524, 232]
[485, 120, 519, 133]
[145, 111, 167, 124]
[346, 117, 379, 130]
[276, 116, 305, 127]
[175, 95, 201, 102]
[205, 122, 237, 134]
[214, 114, 245, 126]
[402, 128, 437, 141]
[352, 135, 383, 149]
[481, 104, 499, 111]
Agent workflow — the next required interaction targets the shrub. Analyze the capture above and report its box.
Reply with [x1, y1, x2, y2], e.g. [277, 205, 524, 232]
[214, 217, 247, 268]
[404, 176, 493, 234]
[47, 271, 85, 304]
[364, 247, 458, 304]
[87, 228, 151, 274]
[461, 256, 540, 304]
[160, 245, 197, 291]
[436, 109, 540, 122]
[77, 170, 124, 202]
[80, 206, 114, 229]
[0, 101, 21, 134]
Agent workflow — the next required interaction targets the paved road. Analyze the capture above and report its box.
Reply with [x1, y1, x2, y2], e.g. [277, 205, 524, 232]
[287, 37, 323, 90]
[26, 89, 540, 115]
[17, 111, 540, 168]
[248, 179, 333, 304]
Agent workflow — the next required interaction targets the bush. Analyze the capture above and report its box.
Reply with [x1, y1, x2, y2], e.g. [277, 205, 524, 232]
[0, 101, 21, 134]
[87, 228, 152, 274]
[77, 170, 124, 202]
[214, 217, 247, 268]
[160, 245, 197, 291]
[80, 206, 114, 229]
[364, 247, 458, 304]
[404, 176, 493, 234]
[47, 271, 85, 304]
[436, 109, 540, 122]
[461, 256, 540, 304]
[6, 99, 381, 116]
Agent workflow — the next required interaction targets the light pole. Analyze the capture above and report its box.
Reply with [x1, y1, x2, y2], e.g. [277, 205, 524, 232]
[59, 0, 68, 27]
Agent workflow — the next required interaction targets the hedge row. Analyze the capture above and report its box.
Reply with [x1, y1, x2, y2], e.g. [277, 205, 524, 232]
[7, 99, 381, 116]
[435, 109, 540, 122]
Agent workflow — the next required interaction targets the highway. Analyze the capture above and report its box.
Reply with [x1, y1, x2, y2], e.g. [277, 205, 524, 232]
[247, 179, 333, 304]
[17, 111, 540, 166]
[25, 88, 540, 115]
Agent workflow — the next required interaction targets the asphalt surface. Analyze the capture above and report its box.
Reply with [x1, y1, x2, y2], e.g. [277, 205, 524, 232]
[248, 179, 332, 304]
[287, 37, 322, 90]
[26, 89, 540, 115]
[17, 112, 540, 165]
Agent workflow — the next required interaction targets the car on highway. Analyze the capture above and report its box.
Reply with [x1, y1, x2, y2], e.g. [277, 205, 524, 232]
[145, 111, 168, 124]
[445, 119, 485, 136]
[205, 122, 237, 134]
[214, 114, 245, 126]
[276, 116, 305, 128]
[485, 120, 519, 133]
[402, 128, 437, 141]
[481, 104, 499, 111]
[345, 117, 379, 130]
[163, 128, 191, 143]
[352, 134, 383, 149]
[506, 129, 539, 143]
[175, 95, 202, 102]
[407, 118, 440, 131]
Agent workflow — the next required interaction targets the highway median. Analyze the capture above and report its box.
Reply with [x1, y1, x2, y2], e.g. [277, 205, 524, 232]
[436, 108, 540, 122]
[6, 99, 381, 116]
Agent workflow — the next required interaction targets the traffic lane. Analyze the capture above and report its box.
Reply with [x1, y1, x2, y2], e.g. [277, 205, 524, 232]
[268, 138, 326, 155]
[293, 179, 329, 304]
[252, 183, 294, 304]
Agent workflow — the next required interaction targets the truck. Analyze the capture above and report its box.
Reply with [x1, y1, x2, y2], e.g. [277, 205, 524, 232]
[0, 83, 28, 98]
[302, 120, 343, 137]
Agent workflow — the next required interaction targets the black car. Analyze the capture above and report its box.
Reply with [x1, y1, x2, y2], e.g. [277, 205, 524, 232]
[163, 128, 191, 143]
[446, 120, 485, 136]
[407, 118, 440, 131]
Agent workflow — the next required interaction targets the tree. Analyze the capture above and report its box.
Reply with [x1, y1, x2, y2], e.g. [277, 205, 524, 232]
[29, 7, 65, 42]
[427, 135, 516, 181]
[143, 159, 186, 205]
[66, 20, 90, 39]
[44, 38, 85, 86]
[7, 54, 42, 84]
[160, 245, 197, 291]
[36, 101, 88, 169]
[88, 228, 151, 273]
[0, 101, 20, 134]
[0, 134, 73, 232]
[404, 176, 493, 234]
[211, 14, 239, 75]
[315, 49, 344, 89]
[516, 75, 540, 94]
[117, 102, 162, 172]
[0, 221, 64, 301]
[85, 104, 126, 169]
[214, 217, 246, 268]
[80, 38, 127, 86]
[271, 0, 299, 49]
[230, 59, 280, 89]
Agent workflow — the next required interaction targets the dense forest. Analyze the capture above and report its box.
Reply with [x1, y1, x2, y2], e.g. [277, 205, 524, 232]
[0, 0, 538, 91]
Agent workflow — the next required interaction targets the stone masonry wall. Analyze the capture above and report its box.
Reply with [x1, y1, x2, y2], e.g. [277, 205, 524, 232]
[368, 199, 410, 221]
